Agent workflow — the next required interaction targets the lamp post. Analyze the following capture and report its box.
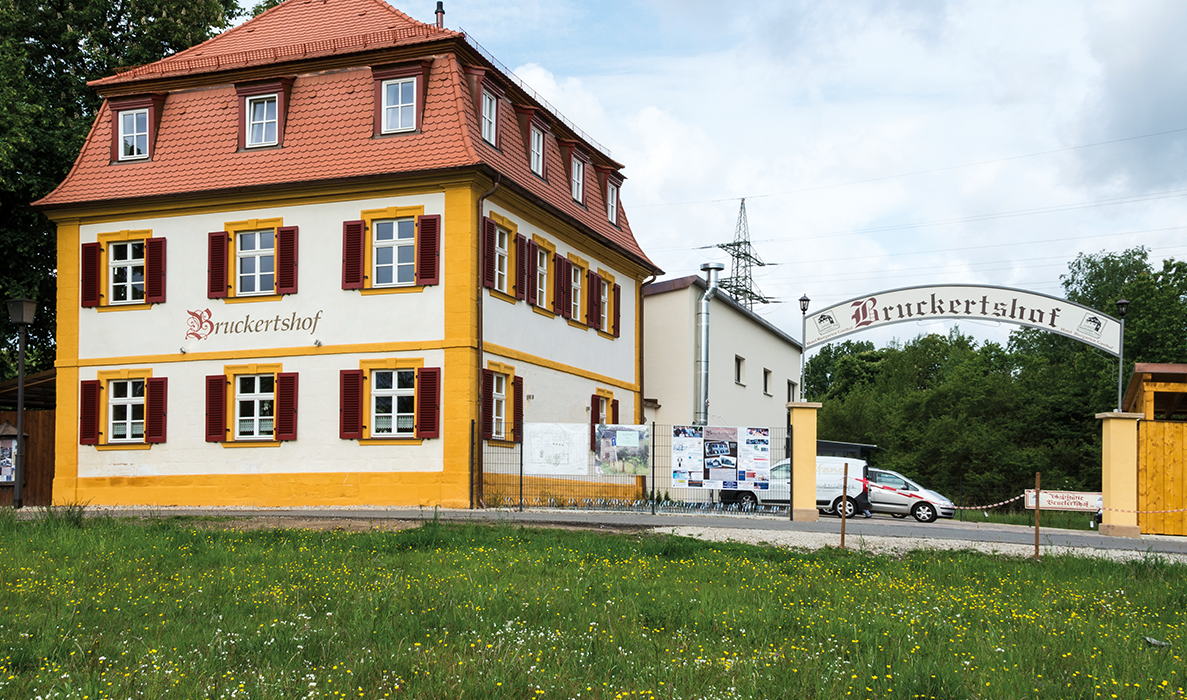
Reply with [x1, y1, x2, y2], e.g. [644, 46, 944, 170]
[798, 294, 810, 401]
[6, 299, 37, 509]
[1115, 298, 1129, 413]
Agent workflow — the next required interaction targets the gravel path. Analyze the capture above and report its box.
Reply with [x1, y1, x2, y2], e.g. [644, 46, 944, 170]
[654, 525, 1187, 563]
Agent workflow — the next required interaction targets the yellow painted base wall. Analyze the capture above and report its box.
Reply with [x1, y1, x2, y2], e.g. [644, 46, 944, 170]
[58, 471, 473, 509]
[482, 474, 645, 507]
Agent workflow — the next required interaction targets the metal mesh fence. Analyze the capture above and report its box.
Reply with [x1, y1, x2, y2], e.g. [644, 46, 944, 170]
[479, 423, 796, 517]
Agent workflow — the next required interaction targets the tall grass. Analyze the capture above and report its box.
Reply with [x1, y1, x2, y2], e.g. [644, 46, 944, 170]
[0, 515, 1182, 699]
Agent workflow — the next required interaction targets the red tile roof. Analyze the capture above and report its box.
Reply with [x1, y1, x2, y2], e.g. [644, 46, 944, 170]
[92, 0, 458, 89]
[36, 0, 658, 271]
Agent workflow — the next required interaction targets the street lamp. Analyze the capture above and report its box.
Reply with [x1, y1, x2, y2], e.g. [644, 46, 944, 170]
[798, 294, 810, 401]
[6, 298, 37, 509]
[1115, 298, 1129, 413]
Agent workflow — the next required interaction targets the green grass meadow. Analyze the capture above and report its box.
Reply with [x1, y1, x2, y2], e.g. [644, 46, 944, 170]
[0, 508, 1183, 700]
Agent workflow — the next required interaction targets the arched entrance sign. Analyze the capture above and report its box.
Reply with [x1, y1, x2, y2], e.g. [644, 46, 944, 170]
[804, 284, 1121, 356]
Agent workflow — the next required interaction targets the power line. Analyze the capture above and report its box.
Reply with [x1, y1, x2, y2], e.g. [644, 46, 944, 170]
[631, 126, 1187, 208]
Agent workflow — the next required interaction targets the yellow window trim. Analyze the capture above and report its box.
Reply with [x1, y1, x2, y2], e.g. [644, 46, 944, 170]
[360, 286, 424, 296]
[223, 362, 283, 444]
[488, 288, 518, 305]
[358, 357, 424, 441]
[487, 440, 517, 449]
[486, 360, 516, 379]
[95, 229, 154, 311]
[223, 217, 284, 300]
[567, 252, 588, 324]
[531, 234, 557, 309]
[96, 443, 152, 451]
[223, 294, 283, 305]
[567, 319, 588, 331]
[486, 361, 515, 443]
[360, 205, 425, 290]
[595, 387, 614, 400]
[532, 306, 556, 319]
[95, 368, 153, 447]
[596, 267, 616, 336]
[488, 212, 520, 299]
[597, 330, 616, 341]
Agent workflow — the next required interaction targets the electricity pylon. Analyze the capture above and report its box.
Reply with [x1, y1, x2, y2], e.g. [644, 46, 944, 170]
[716, 199, 770, 310]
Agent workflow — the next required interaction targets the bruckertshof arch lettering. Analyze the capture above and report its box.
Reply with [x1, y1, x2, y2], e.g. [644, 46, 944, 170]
[805, 284, 1121, 356]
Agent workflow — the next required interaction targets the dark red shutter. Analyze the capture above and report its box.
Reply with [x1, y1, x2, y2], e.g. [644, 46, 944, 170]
[514, 234, 527, 300]
[341, 220, 366, 290]
[145, 377, 168, 443]
[79, 380, 101, 444]
[587, 270, 601, 329]
[205, 375, 227, 442]
[613, 284, 622, 337]
[553, 253, 565, 316]
[526, 240, 539, 306]
[512, 376, 524, 443]
[339, 369, 364, 439]
[415, 214, 441, 286]
[589, 394, 600, 452]
[81, 242, 102, 307]
[611, 399, 620, 425]
[145, 238, 167, 304]
[276, 226, 299, 295]
[482, 369, 494, 439]
[416, 367, 441, 439]
[207, 232, 228, 299]
[482, 217, 497, 289]
[275, 372, 298, 441]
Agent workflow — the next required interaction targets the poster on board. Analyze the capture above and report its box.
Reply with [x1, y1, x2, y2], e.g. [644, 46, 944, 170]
[524, 423, 590, 475]
[594, 424, 650, 475]
[671, 425, 770, 490]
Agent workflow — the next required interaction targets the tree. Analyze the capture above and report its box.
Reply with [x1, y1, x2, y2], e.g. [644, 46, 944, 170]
[802, 339, 875, 400]
[0, 0, 239, 381]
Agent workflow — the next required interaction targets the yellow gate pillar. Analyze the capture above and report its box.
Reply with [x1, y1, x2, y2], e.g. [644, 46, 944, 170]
[786, 402, 822, 522]
[1096, 411, 1142, 538]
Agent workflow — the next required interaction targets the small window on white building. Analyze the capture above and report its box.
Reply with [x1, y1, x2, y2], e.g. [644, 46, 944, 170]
[735, 355, 745, 385]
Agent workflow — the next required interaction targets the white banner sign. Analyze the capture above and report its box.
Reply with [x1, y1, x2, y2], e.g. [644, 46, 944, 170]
[1025, 490, 1103, 512]
[524, 423, 590, 476]
[805, 285, 1121, 356]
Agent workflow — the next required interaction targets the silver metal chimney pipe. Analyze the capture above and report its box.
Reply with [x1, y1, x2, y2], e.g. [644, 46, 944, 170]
[694, 262, 724, 425]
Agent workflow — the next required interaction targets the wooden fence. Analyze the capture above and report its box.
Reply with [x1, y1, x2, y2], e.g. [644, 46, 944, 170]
[1138, 420, 1187, 536]
[0, 409, 55, 507]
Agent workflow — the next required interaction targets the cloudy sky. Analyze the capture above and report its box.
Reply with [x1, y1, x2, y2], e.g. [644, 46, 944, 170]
[416, 0, 1187, 351]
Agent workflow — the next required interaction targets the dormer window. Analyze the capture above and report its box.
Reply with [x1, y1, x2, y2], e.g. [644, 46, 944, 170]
[382, 78, 416, 133]
[606, 182, 619, 224]
[235, 78, 292, 151]
[246, 95, 278, 147]
[108, 93, 165, 163]
[571, 156, 584, 203]
[372, 61, 431, 136]
[482, 90, 498, 144]
[119, 110, 149, 160]
[530, 127, 545, 176]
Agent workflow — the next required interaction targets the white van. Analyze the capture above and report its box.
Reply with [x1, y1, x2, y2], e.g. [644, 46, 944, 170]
[718, 457, 955, 523]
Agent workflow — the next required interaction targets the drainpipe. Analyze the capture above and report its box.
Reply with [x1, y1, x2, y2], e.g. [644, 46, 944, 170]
[475, 173, 501, 507]
[694, 262, 724, 426]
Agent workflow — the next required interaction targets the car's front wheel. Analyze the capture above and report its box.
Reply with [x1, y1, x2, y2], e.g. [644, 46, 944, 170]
[737, 491, 758, 508]
[911, 502, 938, 523]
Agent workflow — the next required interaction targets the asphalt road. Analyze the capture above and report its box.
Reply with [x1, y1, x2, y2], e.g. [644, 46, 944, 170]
[109, 506, 1187, 556]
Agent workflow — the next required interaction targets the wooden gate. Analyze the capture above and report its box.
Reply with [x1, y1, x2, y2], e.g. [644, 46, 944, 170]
[0, 409, 56, 507]
[1138, 420, 1187, 536]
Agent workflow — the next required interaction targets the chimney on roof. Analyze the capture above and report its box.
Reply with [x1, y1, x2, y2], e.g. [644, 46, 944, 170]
[435, 1, 444, 29]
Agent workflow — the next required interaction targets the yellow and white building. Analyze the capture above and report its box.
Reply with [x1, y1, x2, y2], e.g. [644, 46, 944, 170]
[33, 0, 660, 507]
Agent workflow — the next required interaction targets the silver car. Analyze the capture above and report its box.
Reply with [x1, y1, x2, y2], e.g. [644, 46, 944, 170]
[866, 468, 955, 522]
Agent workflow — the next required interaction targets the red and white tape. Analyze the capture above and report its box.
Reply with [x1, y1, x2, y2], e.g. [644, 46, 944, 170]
[951, 494, 1025, 510]
[1102, 506, 1187, 514]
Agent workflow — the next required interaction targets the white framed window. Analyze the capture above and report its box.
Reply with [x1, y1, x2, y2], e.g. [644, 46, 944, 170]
[570, 157, 584, 202]
[570, 264, 582, 320]
[735, 355, 745, 384]
[236, 374, 275, 439]
[530, 127, 545, 175]
[598, 396, 608, 425]
[119, 109, 149, 160]
[108, 379, 145, 442]
[481, 90, 498, 144]
[606, 182, 618, 224]
[382, 78, 416, 133]
[536, 247, 548, 306]
[372, 369, 416, 436]
[492, 373, 507, 440]
[495, 226, 509, 293]
[373, 218, 416, 286]
[599, 278, 608, 330]
[237, 229, 275, 295]
[763, 368, 772, 395]
[109, 240, 145, 304]
[246, 95, 278, 147]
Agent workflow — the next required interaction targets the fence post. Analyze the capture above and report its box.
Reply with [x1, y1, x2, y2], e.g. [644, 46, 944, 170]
[651, 421, 656, 515]
[519, 419, 524, 512]
[840, 462, 848, 549]
[469, 419, 475, 510]
[1034, 471, 1041, 560]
